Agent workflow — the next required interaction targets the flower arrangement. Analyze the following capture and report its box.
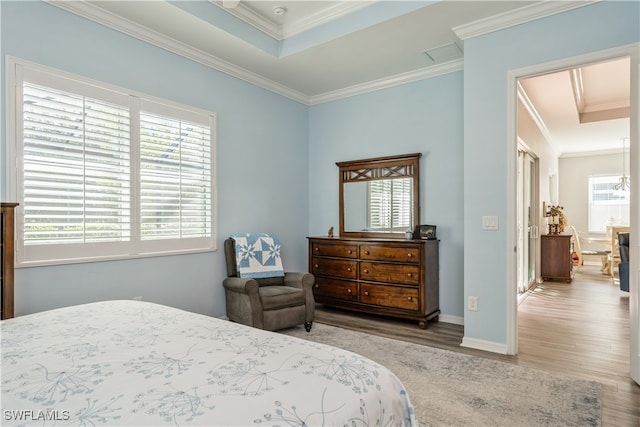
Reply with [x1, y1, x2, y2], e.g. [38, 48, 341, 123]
[547, 205, 566, 233]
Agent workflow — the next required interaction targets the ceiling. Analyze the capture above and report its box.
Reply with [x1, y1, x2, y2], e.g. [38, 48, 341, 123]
[519, 56, 630, 156]
[49, 0, 630, 155]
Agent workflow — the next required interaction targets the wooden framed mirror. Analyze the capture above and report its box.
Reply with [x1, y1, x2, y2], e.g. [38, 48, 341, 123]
[337, 153, 421, 238]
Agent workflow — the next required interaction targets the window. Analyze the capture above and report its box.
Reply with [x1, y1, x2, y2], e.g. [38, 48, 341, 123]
[7, 59, 216, 266]
[588, 175, 630, 233]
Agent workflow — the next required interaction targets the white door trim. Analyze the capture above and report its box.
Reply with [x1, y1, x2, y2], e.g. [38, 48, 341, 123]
[506, 43, 639, 386]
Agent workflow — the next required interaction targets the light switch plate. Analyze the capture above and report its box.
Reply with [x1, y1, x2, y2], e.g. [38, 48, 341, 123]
[482, 215, 499, 230]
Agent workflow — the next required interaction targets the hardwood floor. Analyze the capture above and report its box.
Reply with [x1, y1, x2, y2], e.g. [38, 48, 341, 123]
[314, 264, 640, 426]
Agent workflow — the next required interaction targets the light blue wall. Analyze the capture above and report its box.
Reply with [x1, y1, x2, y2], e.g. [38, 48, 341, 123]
[463, 0, 640, 345]
[0, 1, 310, 317]
[3, 0, 637, 336]
[309, 72, 465, 319]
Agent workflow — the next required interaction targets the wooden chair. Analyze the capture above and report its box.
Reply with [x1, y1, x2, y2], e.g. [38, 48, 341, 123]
[568, 226, 609, 272]
[609, 226, 630, 278]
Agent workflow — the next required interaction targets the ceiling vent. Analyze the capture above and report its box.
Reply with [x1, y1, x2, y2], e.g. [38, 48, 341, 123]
[423, 42, 463, 64]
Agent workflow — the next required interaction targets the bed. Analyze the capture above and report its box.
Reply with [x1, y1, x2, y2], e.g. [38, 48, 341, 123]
[1, 300, 415, 426]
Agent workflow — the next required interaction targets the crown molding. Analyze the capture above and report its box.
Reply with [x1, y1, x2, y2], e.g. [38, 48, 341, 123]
[211, 1, 376, 41]
[560, 148, 623, 158]
[45, 0, 309, 105]
[210, 0, 281, 39]
[453, 0, 600, 41]
[281, 1, 376, 40]
[41, 1, 607, 107]
[44, 0, 462, 106]
[516, 80, 555, 148]
[310, 59, 464, 105]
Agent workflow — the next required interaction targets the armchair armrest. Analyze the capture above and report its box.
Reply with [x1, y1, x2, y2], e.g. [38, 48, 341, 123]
[223, 277, 259, 294]
[283, 272, 315, 291]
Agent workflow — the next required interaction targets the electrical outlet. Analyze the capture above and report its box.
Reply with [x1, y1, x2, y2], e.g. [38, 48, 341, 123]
[468, 296, 478, 311]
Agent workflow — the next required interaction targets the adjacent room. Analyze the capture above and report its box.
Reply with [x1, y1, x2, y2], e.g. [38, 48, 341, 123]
[1, 1, 639, 425]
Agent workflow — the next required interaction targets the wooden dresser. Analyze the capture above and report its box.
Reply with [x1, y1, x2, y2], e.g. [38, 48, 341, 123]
[540, 234, 573, 283]
[2, 202, 18, 320]
[308, 237, 439, 328]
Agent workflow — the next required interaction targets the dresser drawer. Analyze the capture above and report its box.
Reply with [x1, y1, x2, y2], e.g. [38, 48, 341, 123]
[311, 257, 357, 279]
[359, 262, 420, 286]
[360, 283, 419, 311]
[313, 277, 358, 301]
[311, 242, 358, 259]
[359, 245, 420, 263]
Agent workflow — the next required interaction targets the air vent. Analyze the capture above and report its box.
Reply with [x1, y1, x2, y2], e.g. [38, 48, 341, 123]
[423, 42, 463, 63]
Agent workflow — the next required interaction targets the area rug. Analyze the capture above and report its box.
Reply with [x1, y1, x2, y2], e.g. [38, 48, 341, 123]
[281, 323, 601, 427]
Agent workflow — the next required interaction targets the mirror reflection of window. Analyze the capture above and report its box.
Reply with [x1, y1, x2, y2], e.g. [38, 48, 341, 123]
[367, 178, 413, 231]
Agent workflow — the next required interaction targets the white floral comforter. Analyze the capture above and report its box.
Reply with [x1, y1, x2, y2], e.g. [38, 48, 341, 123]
[1, 300, 415, 426]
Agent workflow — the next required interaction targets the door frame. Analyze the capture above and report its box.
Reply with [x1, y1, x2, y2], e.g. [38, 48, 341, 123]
[506, 43, 639, 384]
[517, 143, 539, 296]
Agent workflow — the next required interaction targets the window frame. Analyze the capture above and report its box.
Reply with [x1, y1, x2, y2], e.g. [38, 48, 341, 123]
[587, 174, 630, 233]
[5, 57, 217, 267]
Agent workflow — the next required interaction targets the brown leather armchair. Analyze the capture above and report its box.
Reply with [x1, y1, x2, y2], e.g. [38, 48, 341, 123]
[223, 237, 314, 332]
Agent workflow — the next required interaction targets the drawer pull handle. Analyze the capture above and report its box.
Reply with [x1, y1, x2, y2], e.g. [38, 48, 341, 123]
[347, 250, 352, 254]
[363, 269, 369, 273]
[407, 253, 413, 258]
[364, 251, 370, 255]
[314, 284, 319, 288]
[347, 289, 352, 293]
[364, 291, 369, 296]
[347, 268, 352, 272]
[407, 273, 413, 278]
[315, 247, 319, 252]
[314, 264, 319, 268]
[407, 297, 413, 301]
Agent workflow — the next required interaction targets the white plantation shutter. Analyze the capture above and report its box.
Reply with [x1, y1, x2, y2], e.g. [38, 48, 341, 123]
[23, 83, 131, 245]
[10, 59, 216, 266]
[140, 111, 212, 240]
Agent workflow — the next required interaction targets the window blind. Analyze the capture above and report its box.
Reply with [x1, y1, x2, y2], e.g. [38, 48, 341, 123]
[140, 112, 212, 240]
[22, 82, 131, 245]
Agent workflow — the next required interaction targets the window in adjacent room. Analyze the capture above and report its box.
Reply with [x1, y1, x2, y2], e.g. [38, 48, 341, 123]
[7, 58, 216, 266]
[588, 175, 630, 233]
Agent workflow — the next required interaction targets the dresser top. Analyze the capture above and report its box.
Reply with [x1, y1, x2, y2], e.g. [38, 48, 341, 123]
[308, 236, 437, 244]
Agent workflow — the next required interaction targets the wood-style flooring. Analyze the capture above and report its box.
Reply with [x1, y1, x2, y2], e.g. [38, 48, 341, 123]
[314, 264, 640, 426]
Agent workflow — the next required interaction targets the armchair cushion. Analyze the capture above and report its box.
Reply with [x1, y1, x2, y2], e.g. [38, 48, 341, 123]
[259, 286, 306, 310]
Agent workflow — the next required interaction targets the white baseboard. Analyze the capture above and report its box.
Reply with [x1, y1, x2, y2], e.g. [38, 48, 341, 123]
[460, 336, 508, 354]
[438, 314, 464, 325]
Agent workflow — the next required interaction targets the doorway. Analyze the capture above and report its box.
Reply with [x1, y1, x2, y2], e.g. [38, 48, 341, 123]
[509, 45, 638, 385]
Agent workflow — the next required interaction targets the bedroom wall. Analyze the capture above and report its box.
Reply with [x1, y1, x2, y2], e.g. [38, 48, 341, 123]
[308, 71, 465, 321]
[463, 0, 639, 349]
[0, 1, 310, 317]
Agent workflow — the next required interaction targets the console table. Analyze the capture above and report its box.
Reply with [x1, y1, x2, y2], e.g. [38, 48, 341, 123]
[541, 234, 573, 283]
[308, 236, 439, 328]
